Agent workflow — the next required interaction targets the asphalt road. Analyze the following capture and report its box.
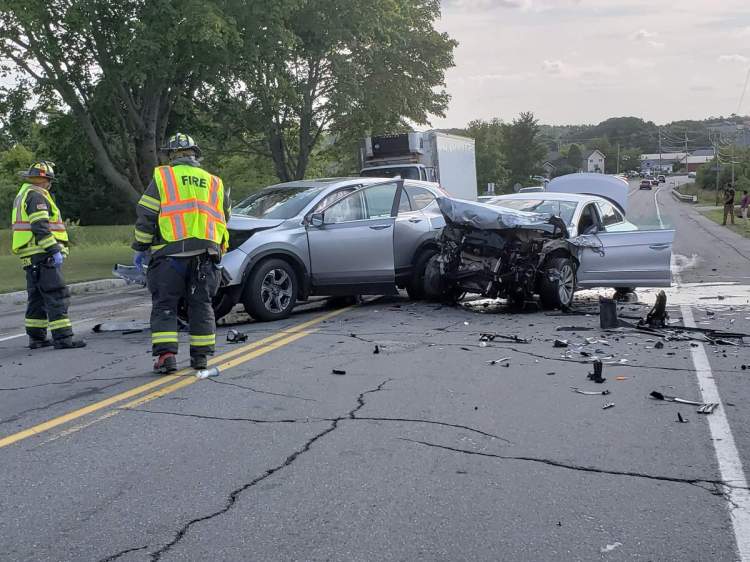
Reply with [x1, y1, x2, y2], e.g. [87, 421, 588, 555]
[1, 185, 749, 561]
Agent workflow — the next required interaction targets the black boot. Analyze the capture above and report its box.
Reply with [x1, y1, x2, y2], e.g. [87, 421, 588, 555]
[153, 353, 177, 374]
[53, 338, 87, 350]
[29, 338, 53, 350]
[190, 355, 208, 370]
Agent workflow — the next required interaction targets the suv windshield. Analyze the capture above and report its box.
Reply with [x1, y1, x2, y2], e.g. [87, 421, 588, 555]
[361, 167, 421, 180]
[492, 198, 578, 224]
[233, 186, 325, 219]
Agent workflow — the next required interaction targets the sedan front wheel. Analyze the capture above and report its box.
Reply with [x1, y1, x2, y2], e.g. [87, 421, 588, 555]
[539, 256, 576, 310]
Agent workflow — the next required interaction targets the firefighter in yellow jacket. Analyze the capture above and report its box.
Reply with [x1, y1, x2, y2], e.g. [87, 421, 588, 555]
[11, 161, 85, 349]
[132, 134, 230, 373]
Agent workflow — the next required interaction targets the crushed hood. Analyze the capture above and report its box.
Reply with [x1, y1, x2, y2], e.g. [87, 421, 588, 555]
[437, 197, 557, 232]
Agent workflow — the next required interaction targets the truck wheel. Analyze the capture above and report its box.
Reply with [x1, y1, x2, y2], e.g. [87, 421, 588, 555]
[406, 248, 437, 300]
[539, 256, 576, 310]
[243, 259, 297, 322]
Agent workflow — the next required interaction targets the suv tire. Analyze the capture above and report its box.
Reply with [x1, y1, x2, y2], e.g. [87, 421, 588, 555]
[539, 256, 576, 310]
[243, 258, 298, 321]
[406, 248, 437, 300]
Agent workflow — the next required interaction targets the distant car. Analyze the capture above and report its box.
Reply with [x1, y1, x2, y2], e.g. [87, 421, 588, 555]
[217, 177, 448, 321]
[640, 179, 653, 190]
[651, 179, 660, 187]
[688, 171, 696, 179]
[657, 175, 666, 183]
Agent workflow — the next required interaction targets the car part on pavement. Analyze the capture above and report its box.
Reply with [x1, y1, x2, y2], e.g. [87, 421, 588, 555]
[649, 390, 718, 414]
[572, 388, 610, 396]
[602, 402, 615, 410]
[553, 339, 569, 348]
[373, 345, 380, 354]
[588, 360, 606, 383]
[677, 412, 688, 423]
[599, 297, 619, 329]
[332, 369, 347, 375]
[486, 357, 511, 365]
[92, 321, 150, 333]
[479, 332, 530, 344]
[642, 290, 669, 328]
[226, 329, 248, 343]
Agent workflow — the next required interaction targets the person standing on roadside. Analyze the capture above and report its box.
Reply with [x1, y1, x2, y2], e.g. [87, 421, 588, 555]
[10, 161, 86, 350]
[131, 133, 231, 374]
[722, 182, 736, 226]
[740, 190, 749, 227]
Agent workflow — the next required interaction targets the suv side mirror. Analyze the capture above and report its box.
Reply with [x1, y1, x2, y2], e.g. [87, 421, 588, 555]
[310, 212, 324, 227]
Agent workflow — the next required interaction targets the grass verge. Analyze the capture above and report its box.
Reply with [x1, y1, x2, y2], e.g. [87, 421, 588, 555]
[700, 209, 750, 239]
[675, 182, 720, 206]
[0, 244, 133, 293]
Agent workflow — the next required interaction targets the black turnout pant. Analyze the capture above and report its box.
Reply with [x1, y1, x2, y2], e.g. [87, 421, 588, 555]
[147, 253, 220, 358]
[24, 255, 73, 342]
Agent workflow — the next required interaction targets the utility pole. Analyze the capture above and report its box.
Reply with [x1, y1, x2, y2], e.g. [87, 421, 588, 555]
[712, 131, 720, 206]
[616, 143, 620, 174]
[658, 128, 663, 175]
[684, 131, 689, 174]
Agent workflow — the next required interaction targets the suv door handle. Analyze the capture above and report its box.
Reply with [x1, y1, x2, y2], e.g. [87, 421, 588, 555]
[370, 224, 392, 230]
[408, 217, 422, 223]
[649, 243, 670, 250]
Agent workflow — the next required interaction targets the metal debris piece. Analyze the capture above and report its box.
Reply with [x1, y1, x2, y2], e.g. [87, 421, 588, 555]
[697, 403, 718, 414]
[572, 388, 610, 396]
[641, 290, 669, 328]
[587, 360, 606, 383]
[677, 412, 688, 423]
[480, 332, 529, 344]
[602, 402, 615, 410]
[654, 341, 664, 349]
[226, 329, 248, 343]
[486, 357, 511, 365]
[553, 339, 569, 348]
[332, 369, 347, 375]
[373, 345, 380, 354]
[649, 390, 702, 405]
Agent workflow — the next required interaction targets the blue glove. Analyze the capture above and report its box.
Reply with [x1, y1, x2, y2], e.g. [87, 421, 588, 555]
[134, 251, 148, 272]
[52, 251, 64, 268]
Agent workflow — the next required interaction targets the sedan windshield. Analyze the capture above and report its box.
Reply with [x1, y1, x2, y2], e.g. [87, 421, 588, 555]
[233, 186, 325, 219]
[491, 198, 578, 225]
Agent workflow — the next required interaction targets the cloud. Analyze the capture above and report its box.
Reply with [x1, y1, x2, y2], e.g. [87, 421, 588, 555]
[648, 40, 666, 48]
[718, 54, 749, 64]
[541, 59, 615, 79]
[542, 59, 566, 75]
[625, 57, 656, 69]
[632, 29, 656, 40]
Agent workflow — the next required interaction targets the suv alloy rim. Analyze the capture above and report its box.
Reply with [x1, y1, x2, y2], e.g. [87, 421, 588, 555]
[261, 268, 293, 312]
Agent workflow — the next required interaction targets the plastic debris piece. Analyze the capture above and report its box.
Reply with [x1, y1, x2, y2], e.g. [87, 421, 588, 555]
[196, 367, 219, 379]
[572, 388, 610, 396]
[654, 341, 664, 349]
[677, 412, 688, 423]
[373, 345, 380, 354]
[642, 290, 669, 328]
[226, 329, 248, 344]
[602, 402, 615, 410]
[546, 372, 556, 376]
[697, 403, 718, 414]
[615, 376, 627, 381]
[587, 360, 606, 383]
[332, 369, 347, 375]
[487, 357, 511, 365]
[553, 339, 569, 348]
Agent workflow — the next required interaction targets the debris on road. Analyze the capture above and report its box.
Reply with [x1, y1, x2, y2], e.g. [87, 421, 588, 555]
[480, 332, 529, 344]
[556, 326, 595, 332]
[332, 369, 347, 375]
[553, 339, 569, 348]
[373, 345, 380, 354]
[697, 403, 718, 414]
[654, 341, 664, 349]
[601, 542, 623, 554]
[641, 290, 669, 328]
[588, 360, 606, 383]
[602, 402, 615, 410]
[615, 376, 627, 381]
[677, 412, 688, 423]
[572, 388, 610, 396]
[196, 367, 220, 379]
[486, 357, 511, 366]
[226, 329, 248, 343]
[92, 321, 149, 333]
[112, 263, 146, 286]
[599, 297, 619, 329]
[649, 391, 719, 414]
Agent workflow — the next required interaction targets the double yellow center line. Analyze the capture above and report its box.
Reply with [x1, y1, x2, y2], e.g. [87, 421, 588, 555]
[0, 306, 350, 450]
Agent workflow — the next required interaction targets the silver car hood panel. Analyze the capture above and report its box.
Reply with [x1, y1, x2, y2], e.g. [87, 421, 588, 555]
[227, 216, 286, 231]
[437, 197, 555, 231]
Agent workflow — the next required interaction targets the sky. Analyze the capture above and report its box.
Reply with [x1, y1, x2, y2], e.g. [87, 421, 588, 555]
[433, 0, 750, 128]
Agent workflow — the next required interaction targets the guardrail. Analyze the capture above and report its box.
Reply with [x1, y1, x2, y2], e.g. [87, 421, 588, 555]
[671, 189, 697, 203]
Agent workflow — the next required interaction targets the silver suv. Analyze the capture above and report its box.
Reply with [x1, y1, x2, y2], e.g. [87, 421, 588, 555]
[217, 177, 447, 321]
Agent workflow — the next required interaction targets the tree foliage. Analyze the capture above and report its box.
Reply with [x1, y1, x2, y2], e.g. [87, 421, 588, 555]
[466, 119, 509, 194]
[566, 144, 582, 169]
[502, 112, 546, 187]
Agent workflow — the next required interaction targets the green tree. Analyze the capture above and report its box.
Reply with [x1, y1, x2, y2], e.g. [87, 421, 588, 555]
[621, 148, 642, 172]
[566, 144, 582, 169]
[503, 112, 546, 187]
[214, 0, 456, 182]
[0, 0, 240, 202]
[466, 119, 509, 193]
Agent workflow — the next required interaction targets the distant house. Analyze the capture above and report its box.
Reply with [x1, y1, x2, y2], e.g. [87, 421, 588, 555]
[583, 149, 606, 173]
[639, 152, 687, 174]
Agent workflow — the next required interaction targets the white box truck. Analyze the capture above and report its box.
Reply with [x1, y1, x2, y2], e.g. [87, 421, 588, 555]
[360, 131, 478, 200]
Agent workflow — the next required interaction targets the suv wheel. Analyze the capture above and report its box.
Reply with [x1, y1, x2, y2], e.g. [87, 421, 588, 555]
[539, 256, 576, 310]
[406, 248, 437, 300]
[243, 259, 297, 321]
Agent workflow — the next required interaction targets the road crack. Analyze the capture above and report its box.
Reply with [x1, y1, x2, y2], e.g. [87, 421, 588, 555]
[206, 378, 316, 402]
[403, 438, 750, 496]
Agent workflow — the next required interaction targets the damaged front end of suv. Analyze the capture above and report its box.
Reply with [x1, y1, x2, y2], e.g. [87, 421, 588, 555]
[424, 198, 580, 309]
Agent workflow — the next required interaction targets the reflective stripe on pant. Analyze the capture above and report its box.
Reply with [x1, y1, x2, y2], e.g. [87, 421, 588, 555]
[24, 260, 73, 341]
[146, 254, 220, 357]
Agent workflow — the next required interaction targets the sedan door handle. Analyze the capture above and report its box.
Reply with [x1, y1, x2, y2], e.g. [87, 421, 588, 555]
[649, 243, 670, 250]
[369, 224, 392, 230]
[408, 218, 423, 223]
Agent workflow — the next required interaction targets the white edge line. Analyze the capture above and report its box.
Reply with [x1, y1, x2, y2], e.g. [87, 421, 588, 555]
[654, 186, 665, 229]
[681, 304, 750, 561]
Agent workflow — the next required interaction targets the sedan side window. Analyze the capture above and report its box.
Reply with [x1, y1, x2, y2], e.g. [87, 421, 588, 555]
[577, 203, 601, 234]
[324, 192, 365, 223]
[405, 185, 437, 211]
[398, 189, 412, 213]
[598, 201, 623, 228]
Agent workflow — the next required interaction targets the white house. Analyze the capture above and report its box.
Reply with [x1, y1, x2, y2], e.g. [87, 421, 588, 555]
[583, 149, 606, 173]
